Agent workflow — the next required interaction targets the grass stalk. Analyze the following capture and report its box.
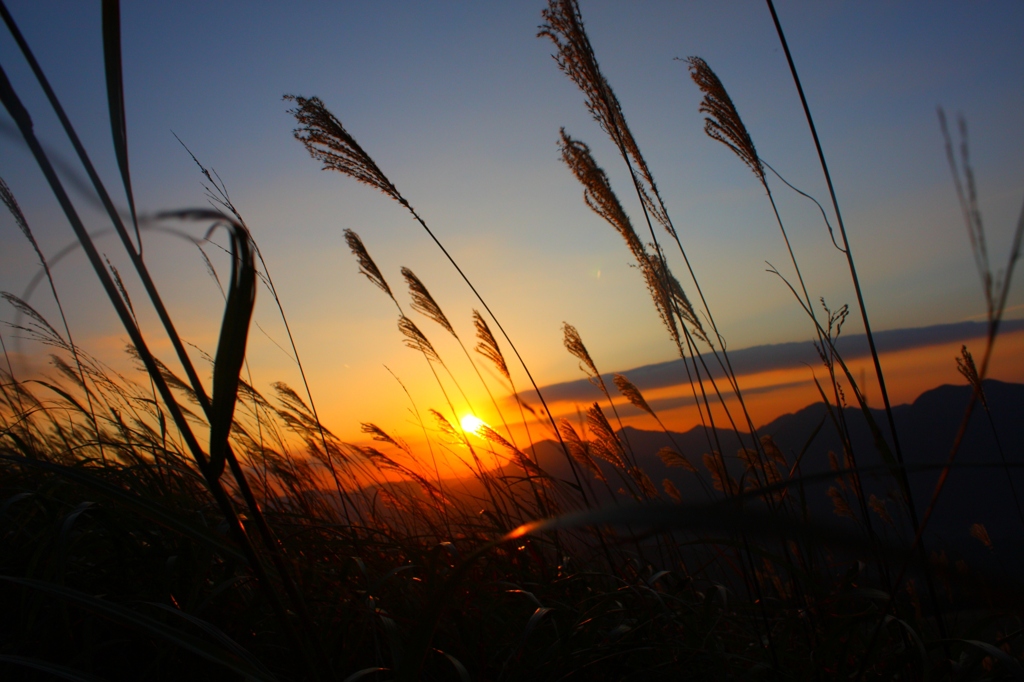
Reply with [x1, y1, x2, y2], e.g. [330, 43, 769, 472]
[763, 0, 917, 521]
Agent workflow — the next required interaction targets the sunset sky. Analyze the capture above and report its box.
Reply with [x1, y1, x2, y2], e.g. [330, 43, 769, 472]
[1, 1, 1022, 453]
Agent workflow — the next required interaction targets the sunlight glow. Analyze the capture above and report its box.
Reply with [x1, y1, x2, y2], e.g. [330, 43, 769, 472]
[460, 414, 488, 436]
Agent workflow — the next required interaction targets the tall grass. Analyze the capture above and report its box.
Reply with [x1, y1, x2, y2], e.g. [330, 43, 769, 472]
[1, 0, 1023, 680]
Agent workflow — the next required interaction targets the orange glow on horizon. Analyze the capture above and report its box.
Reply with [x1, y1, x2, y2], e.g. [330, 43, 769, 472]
[544, 329, 1024, 437]
[224, 329, 1024, 486]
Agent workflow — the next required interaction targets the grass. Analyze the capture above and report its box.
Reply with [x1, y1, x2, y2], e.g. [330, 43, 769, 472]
[2, 0, 1024, 679]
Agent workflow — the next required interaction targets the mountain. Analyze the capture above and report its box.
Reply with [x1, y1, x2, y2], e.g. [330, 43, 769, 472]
[526, 379, 1024, 572]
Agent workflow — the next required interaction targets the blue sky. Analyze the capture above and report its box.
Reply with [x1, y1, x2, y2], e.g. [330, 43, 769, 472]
[1, 1, 1022, 439]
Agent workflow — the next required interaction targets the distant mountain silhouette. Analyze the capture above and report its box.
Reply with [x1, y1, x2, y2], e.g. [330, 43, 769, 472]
[525, 379, 1024, 573]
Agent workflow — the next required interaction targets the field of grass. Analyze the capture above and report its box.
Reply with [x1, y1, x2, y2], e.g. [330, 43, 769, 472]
[1, 1, 1023, 679]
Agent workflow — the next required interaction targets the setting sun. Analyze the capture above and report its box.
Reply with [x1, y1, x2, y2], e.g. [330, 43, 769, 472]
[460, 414, 488, 436]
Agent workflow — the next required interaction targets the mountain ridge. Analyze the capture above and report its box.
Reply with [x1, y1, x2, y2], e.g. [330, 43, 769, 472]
[523, 379, 1024, 571]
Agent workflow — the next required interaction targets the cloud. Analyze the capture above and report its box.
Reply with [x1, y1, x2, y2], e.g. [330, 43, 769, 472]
[534, 319, 1024, 405]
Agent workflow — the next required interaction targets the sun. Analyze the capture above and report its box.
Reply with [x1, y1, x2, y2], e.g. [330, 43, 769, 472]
[460, 414, 487, 436]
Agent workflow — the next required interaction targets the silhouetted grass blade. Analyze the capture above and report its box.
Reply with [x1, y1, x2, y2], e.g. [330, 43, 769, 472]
[0, 454, 247, 562]
[158, 210, 257, 479]
[507, 502, 916, 563]
[0, 654, 108, 682]
[101, 0, 139, 251]
[0, 576, 281, 681]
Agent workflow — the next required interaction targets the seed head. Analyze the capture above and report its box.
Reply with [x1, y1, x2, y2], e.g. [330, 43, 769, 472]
[286, 94, 403, 202]
[687, 57, 764, 183]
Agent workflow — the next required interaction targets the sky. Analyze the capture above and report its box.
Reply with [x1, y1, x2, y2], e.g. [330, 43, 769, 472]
[1, 1, 1022, 452]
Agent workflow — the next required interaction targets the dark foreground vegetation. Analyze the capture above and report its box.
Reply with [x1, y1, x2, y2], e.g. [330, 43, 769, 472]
[2, 0, 1023, 679]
